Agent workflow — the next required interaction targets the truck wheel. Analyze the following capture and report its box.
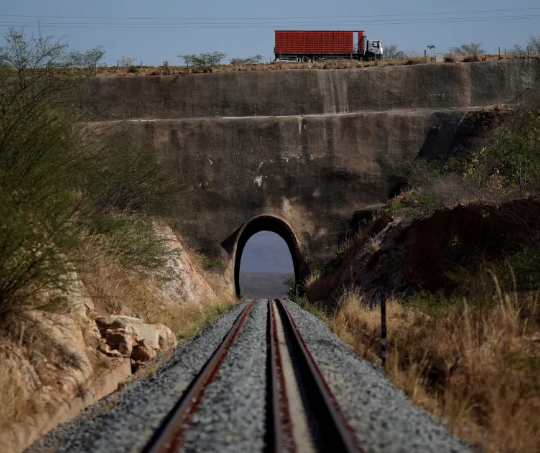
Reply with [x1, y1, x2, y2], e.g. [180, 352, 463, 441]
[367, 56, 374, 61]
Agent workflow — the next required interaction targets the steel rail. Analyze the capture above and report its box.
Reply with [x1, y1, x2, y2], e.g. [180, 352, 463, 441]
[268, 299, 295, 453]
[143, 301, 255, 453]
[272, 299, 364, 453]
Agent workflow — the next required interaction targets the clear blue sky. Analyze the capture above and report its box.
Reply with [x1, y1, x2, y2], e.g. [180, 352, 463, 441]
[240, 232, 294, 274]
[0, 0, 538, 65]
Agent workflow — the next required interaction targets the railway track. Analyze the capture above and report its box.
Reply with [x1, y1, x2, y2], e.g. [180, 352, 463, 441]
[143, 299, 361, 453]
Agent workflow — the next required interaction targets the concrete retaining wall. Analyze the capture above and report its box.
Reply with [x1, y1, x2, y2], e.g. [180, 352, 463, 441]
[85, 58, 540, 278]
[83, 59, 539, 120]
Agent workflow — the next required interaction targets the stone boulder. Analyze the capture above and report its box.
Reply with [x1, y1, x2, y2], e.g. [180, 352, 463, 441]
[95, 316, 176, 362]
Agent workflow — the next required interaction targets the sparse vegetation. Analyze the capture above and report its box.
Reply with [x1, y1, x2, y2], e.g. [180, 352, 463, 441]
[0, 28, 193, 330]
[118, 55, 136, 66]
[196, 253, 221, 271]
[509, 44, 528, 56]
[329, 280, 540, 453]
[178, 51, 226, 73]
[0, 30, 237, 442]
[527, 35, 540, 54]
[466, 109, 540, 197]
[300, 96, 540, 453]
[450, 42, 486, 57]
[230, 55, 263, 65]
[72, 50, 539, 78]
[383, 101, 540, 221]
[383, 44, 404, 60]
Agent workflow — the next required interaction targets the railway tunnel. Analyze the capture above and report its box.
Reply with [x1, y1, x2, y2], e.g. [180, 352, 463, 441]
[81, 58, 540, 295]
[224, 215, 308, 298]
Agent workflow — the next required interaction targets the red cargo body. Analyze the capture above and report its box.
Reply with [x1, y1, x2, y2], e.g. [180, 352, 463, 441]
[275, 31, 362, 54]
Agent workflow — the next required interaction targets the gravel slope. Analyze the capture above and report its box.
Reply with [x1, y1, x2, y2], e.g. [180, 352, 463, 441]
[282, 299, 472, 453]
[25, 301, 252, 453]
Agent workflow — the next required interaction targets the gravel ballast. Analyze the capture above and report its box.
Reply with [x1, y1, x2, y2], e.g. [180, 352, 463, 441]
[26, 299, 472, 453]
[181, 300, 267, 453]
[25, 301, 253, 453]
[281, 299, 472, 453]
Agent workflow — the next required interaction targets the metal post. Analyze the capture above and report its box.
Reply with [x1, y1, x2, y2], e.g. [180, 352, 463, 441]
[381, 292, 387, 366]
[498, 47, 501, 59]
[424, 49, 427, 62]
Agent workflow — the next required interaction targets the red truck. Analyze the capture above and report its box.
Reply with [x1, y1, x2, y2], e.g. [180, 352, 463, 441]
[274, 30, 383, 62]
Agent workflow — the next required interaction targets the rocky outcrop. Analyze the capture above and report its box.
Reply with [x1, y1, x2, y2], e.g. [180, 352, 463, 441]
[152, 223, 215, 305]
[0, 222, 217, 453]
[95, 315, 177, 363]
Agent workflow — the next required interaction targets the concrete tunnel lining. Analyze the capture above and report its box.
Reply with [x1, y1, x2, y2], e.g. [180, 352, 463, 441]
[234, 216, 302, 299]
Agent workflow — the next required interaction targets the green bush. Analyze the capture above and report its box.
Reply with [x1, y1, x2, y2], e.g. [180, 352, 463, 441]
[85, 213, 172, 271]
[0, 29, 180, 326]
[197, 254, 221, 271]
[408, 190, 438, 218]
[78, 131, 181, 216]
[0, 29, 96, 320]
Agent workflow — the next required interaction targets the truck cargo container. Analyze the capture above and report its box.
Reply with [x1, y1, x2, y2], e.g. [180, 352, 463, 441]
[274, 30, 383, 62]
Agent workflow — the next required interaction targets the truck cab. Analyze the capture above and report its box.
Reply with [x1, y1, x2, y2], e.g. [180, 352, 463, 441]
[365, 39, 384, 60]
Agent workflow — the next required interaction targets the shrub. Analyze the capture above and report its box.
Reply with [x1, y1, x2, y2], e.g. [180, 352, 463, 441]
[162, 60, 171, 75]
[384, 44, 404, 60]
[178, 52, 226, 73]
[462, 55, 480, 63]
[0, 29, 181, 327]
[462, 108, 540, 198]
[195, 253, 221, 271]
[78, 130, 182, 216]
[450, 43, 486, 57]
[0, 29, 101, 321]
[408, 190, 438, 218]
[84, 213, 172, 271]
[230, 55, 263, 65]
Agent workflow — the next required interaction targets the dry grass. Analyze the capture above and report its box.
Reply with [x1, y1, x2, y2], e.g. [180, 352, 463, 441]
[72, 54, 540, 78]
[77, 234, 235, 339]
[0, 346, 40, 429]
[131, 288, 235, 341]
[0, 230, 235, 450]
[330, 285, 540, 453]
[303, 212, 390, 302]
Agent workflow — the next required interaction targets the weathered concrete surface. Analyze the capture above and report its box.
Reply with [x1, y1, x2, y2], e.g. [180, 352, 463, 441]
[85, 59, 540, 289]
[84, 59, 539, 120]
[96, 108, 469, 270]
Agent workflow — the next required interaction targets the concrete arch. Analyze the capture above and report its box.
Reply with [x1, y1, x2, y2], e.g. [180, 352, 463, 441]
[233, 215, 305, 299]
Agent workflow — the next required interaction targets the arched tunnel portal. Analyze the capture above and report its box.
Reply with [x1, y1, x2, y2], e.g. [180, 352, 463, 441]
[232, 215, 307, 299]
